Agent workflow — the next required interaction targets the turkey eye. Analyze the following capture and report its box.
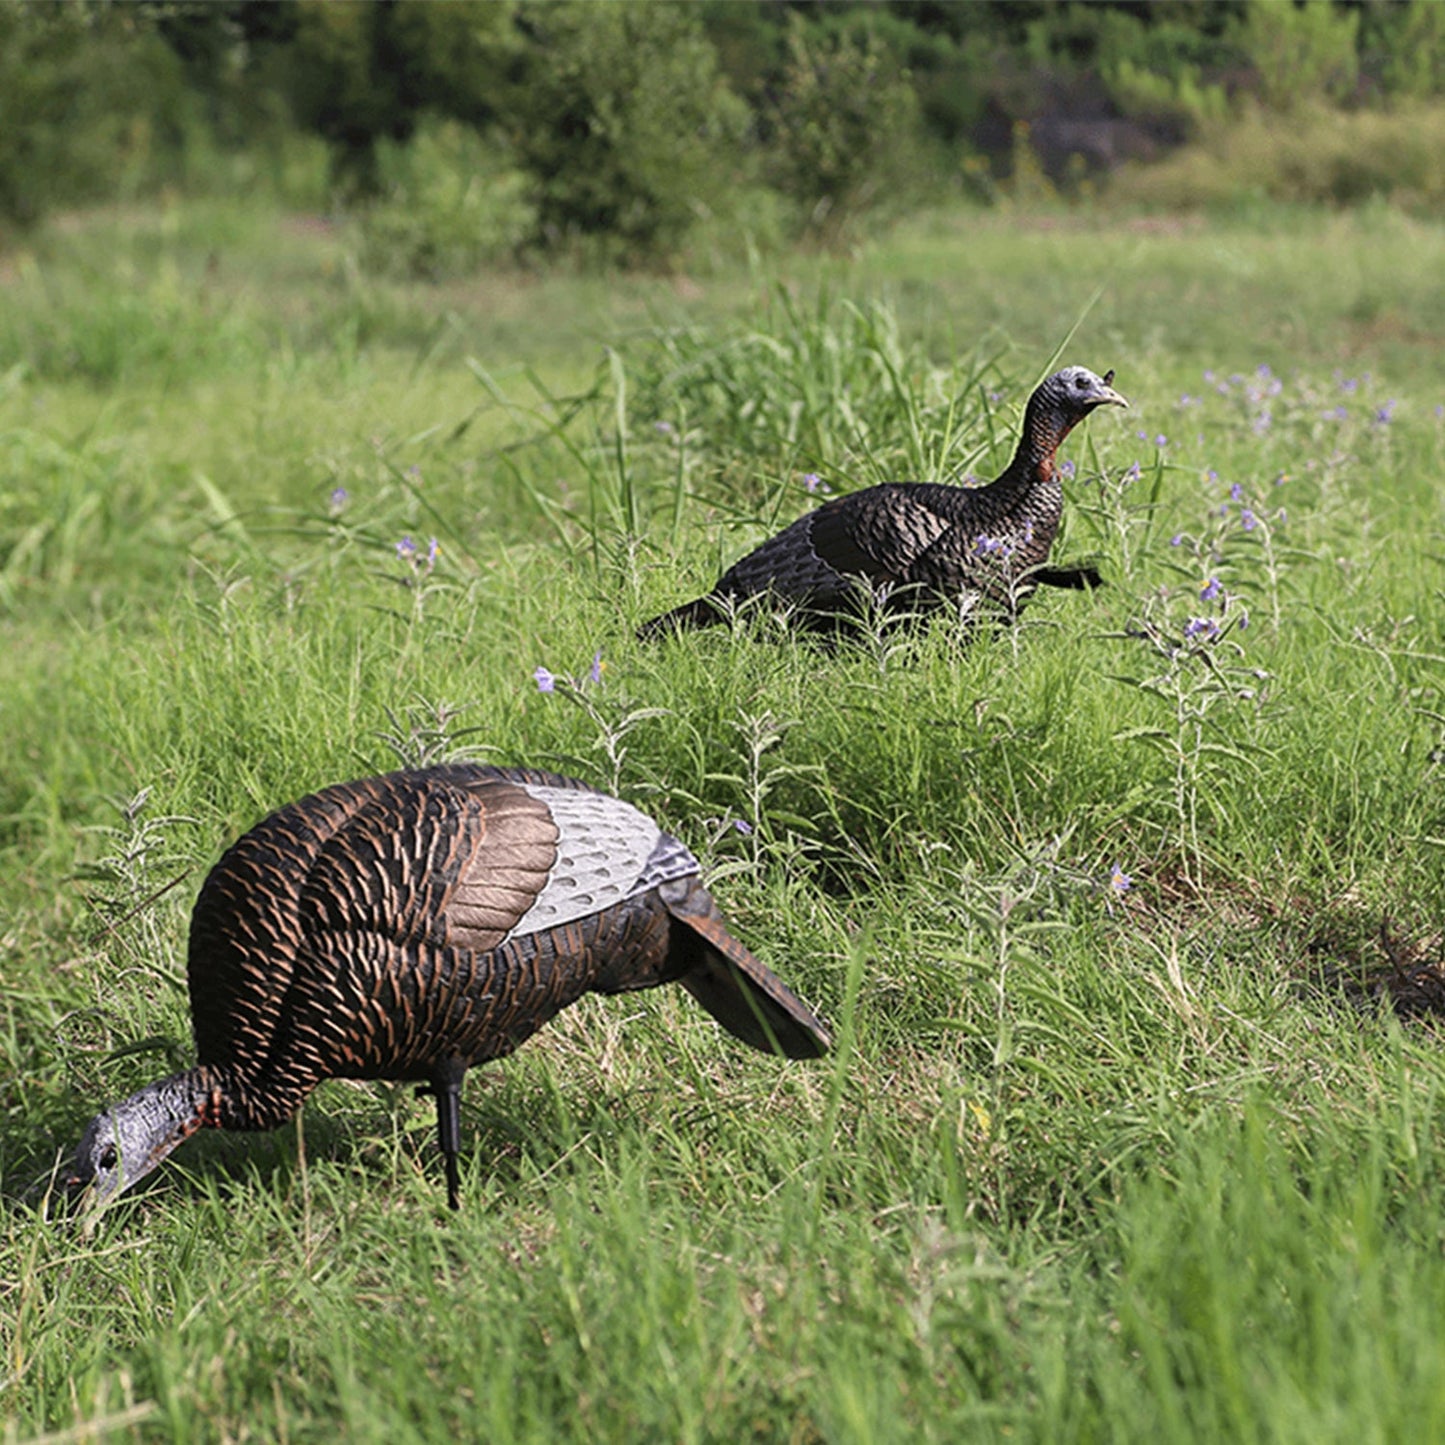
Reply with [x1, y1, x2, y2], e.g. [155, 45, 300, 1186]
[98, 1144, 118, 1170]
[1075, 375, 1087, 388]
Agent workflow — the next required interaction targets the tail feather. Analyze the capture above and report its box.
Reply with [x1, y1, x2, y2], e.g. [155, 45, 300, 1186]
[637, 595, 723, 641]
[666, 898, 830, 1059]
[1031, 562, 1104, 591]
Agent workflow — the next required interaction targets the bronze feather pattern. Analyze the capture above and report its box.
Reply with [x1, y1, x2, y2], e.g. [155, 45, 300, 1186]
[176, 765, 828, 1139]
[638, 365, 1126, 637]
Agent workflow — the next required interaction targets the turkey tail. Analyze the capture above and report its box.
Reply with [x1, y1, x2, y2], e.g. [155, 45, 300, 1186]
[662, 891, 830, 1059]
[636, 595, 723, 641]
[1031, 562, 1105, 592]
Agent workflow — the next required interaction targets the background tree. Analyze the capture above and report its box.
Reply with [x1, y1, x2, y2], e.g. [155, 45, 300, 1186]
[767, 14, 925, 241]
[277, 0, 517, 197]
[504, 0, 748, 261]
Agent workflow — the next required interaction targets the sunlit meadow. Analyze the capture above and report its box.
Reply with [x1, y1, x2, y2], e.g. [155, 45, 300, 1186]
[3, 197, 1445, 1441]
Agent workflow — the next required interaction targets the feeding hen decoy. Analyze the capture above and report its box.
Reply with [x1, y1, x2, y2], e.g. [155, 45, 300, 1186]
[638, 365, 1127, 638]
[63, 765, 830, 1210]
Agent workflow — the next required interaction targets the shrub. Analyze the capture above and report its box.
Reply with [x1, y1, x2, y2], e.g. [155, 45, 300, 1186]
[1104, 57, 1231, 132]
[1363, 0, 1445, 102]
[1232, 0, 1359, 111]
[767, 17, 925, 243]
[356, 120, 534, 280]
[1108, 102, 1445, 213]
[275, 0, 518, 198]
[505, 1, 748, 264]
[0, 2, 191, 230]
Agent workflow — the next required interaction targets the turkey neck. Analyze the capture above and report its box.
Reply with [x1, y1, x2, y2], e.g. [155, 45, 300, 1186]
[979, 399, 1080, 503]
[118, 1067, 224, 1158]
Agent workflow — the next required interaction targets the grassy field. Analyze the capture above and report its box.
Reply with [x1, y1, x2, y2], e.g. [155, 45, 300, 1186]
[3, 195, 1445, 1442]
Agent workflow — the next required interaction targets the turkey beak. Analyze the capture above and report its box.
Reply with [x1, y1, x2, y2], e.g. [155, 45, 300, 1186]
[60, 1166, 94, 1206]
[1093, 370, 1129, 409]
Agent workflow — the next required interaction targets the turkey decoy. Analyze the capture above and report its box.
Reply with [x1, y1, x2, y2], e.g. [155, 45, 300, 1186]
[63, 765, 830, 1210]
[638, 365, 1127, 638]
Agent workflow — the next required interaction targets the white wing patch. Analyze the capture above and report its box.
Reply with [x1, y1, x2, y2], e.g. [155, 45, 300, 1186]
[504, 784, 699, 941]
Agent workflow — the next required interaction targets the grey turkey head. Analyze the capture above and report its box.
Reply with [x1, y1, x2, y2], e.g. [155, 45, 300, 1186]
[1012, 366, 1128, 469]
[64, 1072, 210, 1206]
[1036, 365, 1129, 421]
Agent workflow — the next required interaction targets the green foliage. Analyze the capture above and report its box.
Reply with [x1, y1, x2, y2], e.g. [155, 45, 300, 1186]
[356, 121, 535, 280]
[0, 1, 192, 229]
[1104, 57, 1231, 131]
[633, 285, 1000, 497]
[1109, 101, 1445, 211]
[5, 0, 1445, 257]
[1364, 0, 1445, 101]
[503, 1, 749, 263]
[278, 0, 518, 197]
[768, 16, 926, 242]
[1233, 0, 1360, 110]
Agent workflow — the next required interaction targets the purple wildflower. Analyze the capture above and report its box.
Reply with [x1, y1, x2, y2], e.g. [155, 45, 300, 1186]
[654, 420, 675, 436]
[1123, 461, 1142, 485]
[1109, 864, 1132, 895]
[1200, 577, 1222, 601]
[405, 465, 422, 482]
[1184, 616, 1221, 642]
[1240, 508, 1257, 532]
[733, 819, 754, 836]
[1435, 404, 1444, 419]
[1238, 610, 1250, 631]
[533, 666, 556, 694]
[1340, 376, 1359, 393]
[329, 486, 349, 512]
[395, 536, 417, 559]
[1252, 411, 1272, 435]
[1203, 369, 1216, 384]
[1375, 400, 1396, 425]
[1256, 363, 1272, 378]
[803, 472, 822, 493]
[1206, 469, 1219, 485]
[1059, 459, 1076, 480]
[426, 537, 440, 568]
[1154, 434, 1168, 448]
[1170, 533, 1184, 547]
[1323, 405, 1348, 421]
[1230, 482, 1244, 502]
[589, 651, 604, 685]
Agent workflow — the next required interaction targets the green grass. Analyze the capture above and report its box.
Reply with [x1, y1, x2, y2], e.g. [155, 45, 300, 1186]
[4, 193, 1445, 1441]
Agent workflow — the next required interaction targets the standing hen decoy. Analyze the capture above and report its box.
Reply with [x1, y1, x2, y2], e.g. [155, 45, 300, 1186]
[63, 765, 830, 1210]
[638, 365, 1127, 638]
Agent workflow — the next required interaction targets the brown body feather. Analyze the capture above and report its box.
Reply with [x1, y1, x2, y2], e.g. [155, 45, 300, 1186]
[639, 366, 1125, 639]
[65, 765, 829, 1208]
